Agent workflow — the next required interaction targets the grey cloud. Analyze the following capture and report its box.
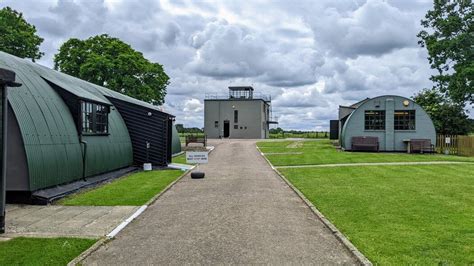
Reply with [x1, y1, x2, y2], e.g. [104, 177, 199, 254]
[49, 0, 107, 37]
[162, 22, 181, 46]
[323, 48, 435, 103]
[258, 49, 323, 87]
[29, 16, 67, 37]
[188, 21, 267, 78]
[110, 0, 161, 22]
[188, 20, 322, 87]
[307, 0, 418, 58]
[275, 28, 312, 39]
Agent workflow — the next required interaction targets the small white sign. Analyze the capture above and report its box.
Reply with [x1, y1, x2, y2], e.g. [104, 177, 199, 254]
[186, 151, 208, 164]
[445, 137, 451, 144]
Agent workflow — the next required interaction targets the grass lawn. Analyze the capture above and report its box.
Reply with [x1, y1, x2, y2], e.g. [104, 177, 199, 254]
[172, 153, 187, 164]
[0, 237, 96, 265]
[257, 140, 474, 166]
[279, 164, 474, 265]
[59, 170, 183, 206]
[179, 132, 205, 143]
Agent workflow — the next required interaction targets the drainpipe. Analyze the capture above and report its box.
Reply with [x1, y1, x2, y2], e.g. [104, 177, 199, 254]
[0, 68, 21, 234]
[78, 101, 87, 180]
[80, 136, 87, 180]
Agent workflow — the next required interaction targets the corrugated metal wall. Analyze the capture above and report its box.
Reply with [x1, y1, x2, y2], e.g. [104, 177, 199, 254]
[48, 83, 133, 177]
[82, 108, 133, 176]
[0, 51, 176, 191]
[0, 53, 83, 190]
[107, 97, 172, 166]
[0, 52, 134, 191]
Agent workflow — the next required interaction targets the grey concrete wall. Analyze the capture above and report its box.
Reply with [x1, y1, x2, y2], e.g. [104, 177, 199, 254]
[204, 100, 267, 139]
[341, 95, 436, 151]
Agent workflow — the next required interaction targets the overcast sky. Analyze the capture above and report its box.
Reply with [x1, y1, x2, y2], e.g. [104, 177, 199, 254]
[3, 0, 469, 130]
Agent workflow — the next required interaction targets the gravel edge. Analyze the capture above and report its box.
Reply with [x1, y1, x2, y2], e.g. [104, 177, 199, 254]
[256, 145, 373, 266]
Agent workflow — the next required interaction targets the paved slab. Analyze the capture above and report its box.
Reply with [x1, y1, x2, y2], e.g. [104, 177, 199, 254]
[5, 204, 139, 238]
[84, 139, 357, 264]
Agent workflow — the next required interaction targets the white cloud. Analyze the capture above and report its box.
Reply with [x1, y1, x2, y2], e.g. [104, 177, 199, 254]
[273, 83, 328, 108]
[183, 98, 204, 113]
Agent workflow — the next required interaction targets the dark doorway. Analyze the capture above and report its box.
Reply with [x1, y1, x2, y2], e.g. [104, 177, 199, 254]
[223, 120, 230, 138]
[329, 120, 339, 140]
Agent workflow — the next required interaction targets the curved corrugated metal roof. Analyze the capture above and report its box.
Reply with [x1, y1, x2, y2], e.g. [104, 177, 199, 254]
[20, 53, 170, 114]
[0, 51, 137, 190]
[1, 52, 84, 189]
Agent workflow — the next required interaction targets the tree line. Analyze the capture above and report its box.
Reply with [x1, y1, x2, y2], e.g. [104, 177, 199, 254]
[175, 124, 204, 134]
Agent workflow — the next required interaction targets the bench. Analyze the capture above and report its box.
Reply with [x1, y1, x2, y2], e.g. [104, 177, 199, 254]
[185, 135, 207, 147]
[409, 139, 434, 154]
[351, 136, 379, 152]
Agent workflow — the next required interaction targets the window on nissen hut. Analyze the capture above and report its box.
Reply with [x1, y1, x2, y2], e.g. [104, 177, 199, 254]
[364, 110, 385, 130]
[394, 110, 416, 130]
[81, 101, 109, 134]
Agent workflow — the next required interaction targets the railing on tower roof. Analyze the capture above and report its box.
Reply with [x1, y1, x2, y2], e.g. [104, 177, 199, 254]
[204, 92, 272, 102]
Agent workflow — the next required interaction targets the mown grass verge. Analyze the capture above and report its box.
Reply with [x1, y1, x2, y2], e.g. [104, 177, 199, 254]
[0, 237, 96, 265]
[58, 170, 183, 206]
[172, 153, 187, 164]
[279, 164, 474, 265]
[257, 139, 474, 166]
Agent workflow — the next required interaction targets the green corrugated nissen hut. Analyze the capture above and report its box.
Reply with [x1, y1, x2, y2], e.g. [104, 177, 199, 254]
[0, 51, 176, 198]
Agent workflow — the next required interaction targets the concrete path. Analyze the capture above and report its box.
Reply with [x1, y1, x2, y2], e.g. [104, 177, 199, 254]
[4, 204, 139, 238]
[275, 161, 472, 169]
[84, 139, 357, 264]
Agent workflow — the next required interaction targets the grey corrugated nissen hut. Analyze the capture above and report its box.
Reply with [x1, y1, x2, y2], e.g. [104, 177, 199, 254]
[335, 95, 436, 151]
[0, 52, 174, 200]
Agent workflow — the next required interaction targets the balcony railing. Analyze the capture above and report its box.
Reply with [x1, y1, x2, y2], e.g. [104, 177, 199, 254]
[205, 93, 272, 102]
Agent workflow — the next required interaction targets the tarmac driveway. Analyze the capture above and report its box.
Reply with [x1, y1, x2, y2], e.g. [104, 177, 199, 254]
[84, 139, 357, 264]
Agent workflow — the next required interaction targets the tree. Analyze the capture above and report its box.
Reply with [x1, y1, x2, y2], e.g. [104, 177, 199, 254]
[54, 34, 169, 105]
[469, 118, 474, 133]
[417, 0, 473, 104]
[0, 6, 44, 60]
[175, 124, 185, 133]
[269, 127, 284, 134]
[413, 88, 470, 135]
